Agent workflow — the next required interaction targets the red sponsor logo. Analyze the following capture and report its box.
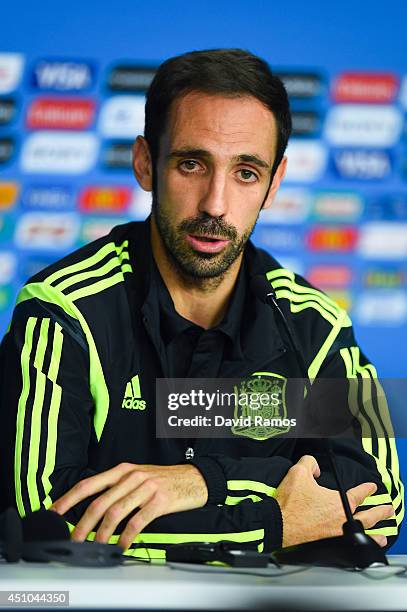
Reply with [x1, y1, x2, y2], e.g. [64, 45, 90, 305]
[27, 98, 95, 129]
[307, 227, 358, 252]
[332, 72, 399, 103]
[307, 265, 352, 288]
[79, 186, 132, 213]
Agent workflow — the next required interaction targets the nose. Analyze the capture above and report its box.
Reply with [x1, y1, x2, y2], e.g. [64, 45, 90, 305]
[198, 170, 229, 218]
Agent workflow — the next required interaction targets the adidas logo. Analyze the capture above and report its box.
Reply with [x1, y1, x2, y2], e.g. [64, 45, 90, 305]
[122, 375, 147, 411]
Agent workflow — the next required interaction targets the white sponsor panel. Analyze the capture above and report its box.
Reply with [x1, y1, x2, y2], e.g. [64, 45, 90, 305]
[284, 141, 327, 182]
[271, 256, 304, 276]
[358, 223, 407, 259]
[15, 213, 80, 250]
[0, 252, 17, 283]
[20, 132, 98, 174]
[81, 217, 125, 243]
[313, 192, 362, 221]
[325, 105, 403, 147]
[0, 53, 24, 94]
[129, 186, 152, 219]
[355, 291, 407, 326]
[99, 96, 145, 138]
[258, 188, 311, 224]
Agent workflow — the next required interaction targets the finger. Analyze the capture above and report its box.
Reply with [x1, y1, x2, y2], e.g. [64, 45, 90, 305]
[354, 504, 395, 530]
[51, 463, 135, 515]
[72, 470, 148, 541]
[118, 500, 160, 551]
[346, 482, 377, 512]
[370, 534, 388, 548]
[296, 455, 320, 478]
[94, 479, 157, 544]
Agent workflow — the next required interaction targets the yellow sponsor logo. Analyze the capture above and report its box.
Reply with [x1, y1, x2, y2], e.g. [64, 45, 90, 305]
[0, 181, 19, 209]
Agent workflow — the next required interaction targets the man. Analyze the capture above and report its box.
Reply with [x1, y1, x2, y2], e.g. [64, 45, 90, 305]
[0, 49, 402, 558]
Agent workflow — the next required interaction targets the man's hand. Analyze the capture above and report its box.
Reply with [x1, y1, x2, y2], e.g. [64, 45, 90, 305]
[51, 463, 208, 550]
[275, 455, 395, 548]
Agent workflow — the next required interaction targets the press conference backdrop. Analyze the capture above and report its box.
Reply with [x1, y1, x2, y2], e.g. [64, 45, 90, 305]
[0, 0, 406, 551]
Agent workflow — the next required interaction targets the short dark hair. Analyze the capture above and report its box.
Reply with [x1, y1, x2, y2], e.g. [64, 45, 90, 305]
[144, 48, 292, 178]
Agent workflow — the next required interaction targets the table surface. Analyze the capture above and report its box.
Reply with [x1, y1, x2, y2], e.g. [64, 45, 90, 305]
[1, 555, 407, 610]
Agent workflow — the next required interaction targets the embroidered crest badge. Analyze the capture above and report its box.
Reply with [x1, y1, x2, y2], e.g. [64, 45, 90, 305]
[231, 371, 290, 440]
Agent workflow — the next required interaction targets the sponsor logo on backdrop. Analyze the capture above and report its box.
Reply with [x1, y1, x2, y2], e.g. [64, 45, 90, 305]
[363, 267, 407, 288]
[255, 227, 302, 251]
[307, 265, 352, 288]
[0, 182, 19, 210]
[291, 112, 322, 137]
[129, 186, 152, 219]
[312, 192, 362, 223]
[99, 96, 145, 138]
[32, 60, 94, 91]
[358, 222, 407, 259]
[355, 291, 407, 326]
[0, 137, 15, 164]
[107, 65, 157, 92]
[0, 252, 17, 284]
[332, 72, 399, 103]
[23, 185, 74, 211]
[21, 132, 98, 174]
[332, 149, 392, 180]
[307, 226, 358, 252]
[79, 186, 132, 213]
[80, 217, 126, 243]
[325, 105, 403, 147]
[0, 286, 12, 313]
[0, 53, 24, 94]
[276, 72, 323, 98]
[14, 212, 80, 250]
[258, 188, 310, 224]
[284, 141, 327, 182]
[0, 99, 16, 125]
[19, 255, 56, 280]
[102, 142, 133, 170]
[365, 196, 407, 221]
[27, 98, 95, 130]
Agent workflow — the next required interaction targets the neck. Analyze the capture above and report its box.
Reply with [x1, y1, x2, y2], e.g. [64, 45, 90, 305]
[150, 217, 242, 329]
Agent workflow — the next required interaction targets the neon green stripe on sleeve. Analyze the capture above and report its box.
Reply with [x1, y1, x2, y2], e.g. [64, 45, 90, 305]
[15, 317, 37, 518]
[27, 318, 50, 512]
[42, 322, 64, 508]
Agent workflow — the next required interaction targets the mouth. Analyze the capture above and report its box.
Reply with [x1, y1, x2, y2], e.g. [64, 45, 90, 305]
[185, 233, 230, 253]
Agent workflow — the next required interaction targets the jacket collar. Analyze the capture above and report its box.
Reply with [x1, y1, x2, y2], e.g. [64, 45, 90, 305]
[128, 218, 288, 374]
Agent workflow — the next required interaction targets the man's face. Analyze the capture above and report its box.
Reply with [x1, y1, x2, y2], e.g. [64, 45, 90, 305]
[151, 91, 281, 279]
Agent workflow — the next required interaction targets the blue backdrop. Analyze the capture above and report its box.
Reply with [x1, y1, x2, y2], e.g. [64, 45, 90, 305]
[1, 0, 406, 551]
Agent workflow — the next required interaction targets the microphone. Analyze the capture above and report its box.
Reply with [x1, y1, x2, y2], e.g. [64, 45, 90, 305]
[0, 508, 122, 566]
[0, 507, 23, 563]
[251, 274, 388, 569]
[22, 508, 70, 543]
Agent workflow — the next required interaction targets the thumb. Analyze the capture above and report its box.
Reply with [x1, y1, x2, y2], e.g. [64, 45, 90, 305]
[347, 482, 378, 511]
[296, 455, 321, 478]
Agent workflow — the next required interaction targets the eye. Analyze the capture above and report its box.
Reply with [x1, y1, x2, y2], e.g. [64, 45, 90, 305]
[237, 168, 258, 183]
[179, 160, 201, 172]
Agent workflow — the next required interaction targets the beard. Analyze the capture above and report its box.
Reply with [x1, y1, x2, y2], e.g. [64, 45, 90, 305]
[151, 194, 258, 280]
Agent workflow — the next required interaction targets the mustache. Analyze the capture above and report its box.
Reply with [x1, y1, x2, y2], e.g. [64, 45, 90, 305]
[179, 215, 238, 241]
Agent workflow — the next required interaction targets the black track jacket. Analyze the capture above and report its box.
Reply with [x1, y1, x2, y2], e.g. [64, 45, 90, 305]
[0, 220, 403, 559]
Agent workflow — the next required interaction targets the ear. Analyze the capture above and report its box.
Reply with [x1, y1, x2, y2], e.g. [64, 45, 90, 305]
[261, 156, 287, 210]
[133, 136, 153, 192]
